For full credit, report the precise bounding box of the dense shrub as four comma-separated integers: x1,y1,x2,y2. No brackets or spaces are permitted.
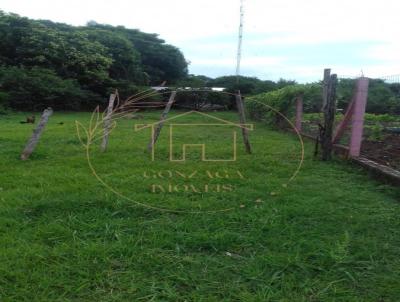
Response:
245,85,307,127
246,79,400,124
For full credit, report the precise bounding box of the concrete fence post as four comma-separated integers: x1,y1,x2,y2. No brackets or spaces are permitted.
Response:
349,77,369,157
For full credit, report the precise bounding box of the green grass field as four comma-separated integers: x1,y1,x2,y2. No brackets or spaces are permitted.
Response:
1,110,400,301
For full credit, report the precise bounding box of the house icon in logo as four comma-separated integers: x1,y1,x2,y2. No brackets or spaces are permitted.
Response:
134,111,254,162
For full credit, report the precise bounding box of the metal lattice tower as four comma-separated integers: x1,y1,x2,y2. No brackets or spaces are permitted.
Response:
236,0,244,82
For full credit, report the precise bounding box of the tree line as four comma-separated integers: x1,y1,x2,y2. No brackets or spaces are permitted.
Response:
175,75,400,114
0,12,299,113
0,12,398,114
0,11,188,111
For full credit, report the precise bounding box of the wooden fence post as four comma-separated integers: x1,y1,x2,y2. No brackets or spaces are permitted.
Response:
321,74,337,161
101,92,117,152
322,68,331,112
349,77,369,157
21,107,53,160
148,91,177,152
295,94,303,132
236,92,252,154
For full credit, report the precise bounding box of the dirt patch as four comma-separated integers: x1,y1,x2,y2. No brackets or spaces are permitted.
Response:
301,121,400,171
361,134,400,170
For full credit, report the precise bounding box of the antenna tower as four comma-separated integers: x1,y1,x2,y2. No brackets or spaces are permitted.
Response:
236,0,244,82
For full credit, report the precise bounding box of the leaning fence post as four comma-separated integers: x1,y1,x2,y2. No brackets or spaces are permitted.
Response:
21,107,53,160
148,91,177,152
236,92,252,154
101,91,117,152
349,77,369,157
295,94,303,132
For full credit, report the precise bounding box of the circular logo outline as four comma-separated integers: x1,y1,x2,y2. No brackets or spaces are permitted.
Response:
76,89,304,213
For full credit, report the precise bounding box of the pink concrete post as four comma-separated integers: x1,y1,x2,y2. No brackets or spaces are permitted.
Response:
349,77,369,157
295,95,303,132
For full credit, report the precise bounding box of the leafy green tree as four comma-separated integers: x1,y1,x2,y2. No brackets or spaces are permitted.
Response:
367,79,399,114
0,11,189,110
276,78,297,89
86,23,188,85
84,28,145,83
336,78,355,110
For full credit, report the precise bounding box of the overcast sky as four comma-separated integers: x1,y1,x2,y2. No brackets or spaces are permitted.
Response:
2,0,400,82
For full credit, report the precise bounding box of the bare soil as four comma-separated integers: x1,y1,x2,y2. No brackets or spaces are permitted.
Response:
361,134,400,170
301,120,400,171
